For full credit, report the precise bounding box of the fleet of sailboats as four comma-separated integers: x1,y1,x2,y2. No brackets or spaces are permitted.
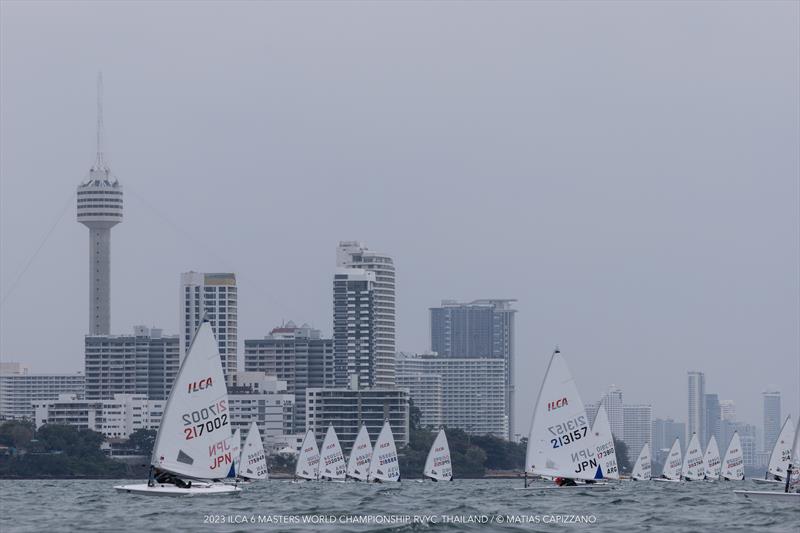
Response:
113,325,795,498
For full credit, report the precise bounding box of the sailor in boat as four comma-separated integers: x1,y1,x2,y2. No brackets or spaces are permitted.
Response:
149,467,192,489
554,477,577,487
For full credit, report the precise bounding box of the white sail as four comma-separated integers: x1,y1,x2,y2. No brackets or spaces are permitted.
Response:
424,429,453,481
590,404,619,479
661,438,682,480
703,435,721,480
766,416,794,480
682,433,704,481
295,429,320,481
346,425,372,481
318,425,346,481
240,420,268,480
151,321,234,479
226,429,241,478
368,420,400,482
721,432,744,480
631,443,651,480
525,349,601,481
787,420,800,491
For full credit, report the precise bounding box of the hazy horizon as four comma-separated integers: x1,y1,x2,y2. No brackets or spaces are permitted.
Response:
1,1,798,433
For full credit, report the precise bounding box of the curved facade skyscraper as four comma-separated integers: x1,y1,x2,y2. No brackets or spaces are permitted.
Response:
336,241,396,387
77,74,122,335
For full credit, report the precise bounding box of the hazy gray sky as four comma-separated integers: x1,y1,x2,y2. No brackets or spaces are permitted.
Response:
1,1,798,433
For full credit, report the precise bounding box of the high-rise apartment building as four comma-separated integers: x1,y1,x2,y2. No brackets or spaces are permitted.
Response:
762,388,781,452
76,74,122,336
652,418,686,452
396,352,507,437
180,272,238,376
333,268,377,389
0,363,85,420
84,326,180,400
244,322,334,433
687,371,705,445
704,393,721,446
601,385,624,438
429,299,516,439
623,404,652,464
336,241,396,387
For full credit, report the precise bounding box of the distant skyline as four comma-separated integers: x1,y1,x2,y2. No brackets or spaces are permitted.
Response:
1,1,798,428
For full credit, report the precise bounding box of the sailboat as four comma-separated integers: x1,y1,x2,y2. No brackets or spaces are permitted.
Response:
115,320,241,496
753,416,794,485
423,429,452,481
590,404,619,480
631,443,651,481
239,420,268,481
368,420,400,482
318,425,346,482
735,423,800,501
295,429,320,481
654,437,682,482
346,424,372,482
682,433,705,481
521,349,609,489
703,435,721,481
720,431,744,481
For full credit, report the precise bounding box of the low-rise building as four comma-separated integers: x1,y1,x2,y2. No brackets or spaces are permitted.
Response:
33,393,164,439
0,362,85,420
305,387,409,452
228,372,296,450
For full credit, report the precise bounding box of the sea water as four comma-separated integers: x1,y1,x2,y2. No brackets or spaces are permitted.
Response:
0,478,796,532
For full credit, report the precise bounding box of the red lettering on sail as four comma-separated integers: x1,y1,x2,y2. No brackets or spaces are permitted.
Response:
547,397,568,411
188,377,213,393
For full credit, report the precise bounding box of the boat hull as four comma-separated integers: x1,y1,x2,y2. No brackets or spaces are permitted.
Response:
752,478,784,485
114,483,242,497
734,490,800,502
652,478,681,483
514,482,612,491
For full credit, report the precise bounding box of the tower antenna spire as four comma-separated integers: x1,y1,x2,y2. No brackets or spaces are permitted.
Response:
96,71,105,170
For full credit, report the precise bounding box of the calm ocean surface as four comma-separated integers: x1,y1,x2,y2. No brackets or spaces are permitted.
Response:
0,478,796,532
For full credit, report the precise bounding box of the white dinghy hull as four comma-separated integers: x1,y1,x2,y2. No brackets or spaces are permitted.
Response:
752,478,784,485
734,490,800,502
114,483,241,497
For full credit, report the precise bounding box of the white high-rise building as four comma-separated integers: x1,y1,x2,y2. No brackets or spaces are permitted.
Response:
601,385,624,438
623,404,652,465
333,268,377,389
762,387,781,452
687,371,705,444
336,241,395,387
76,74,122,336
0,363,85,420
180,272,238,376
396,353,507,437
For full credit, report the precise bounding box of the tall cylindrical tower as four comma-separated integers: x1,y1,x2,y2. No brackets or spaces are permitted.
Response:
77,73,122,335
